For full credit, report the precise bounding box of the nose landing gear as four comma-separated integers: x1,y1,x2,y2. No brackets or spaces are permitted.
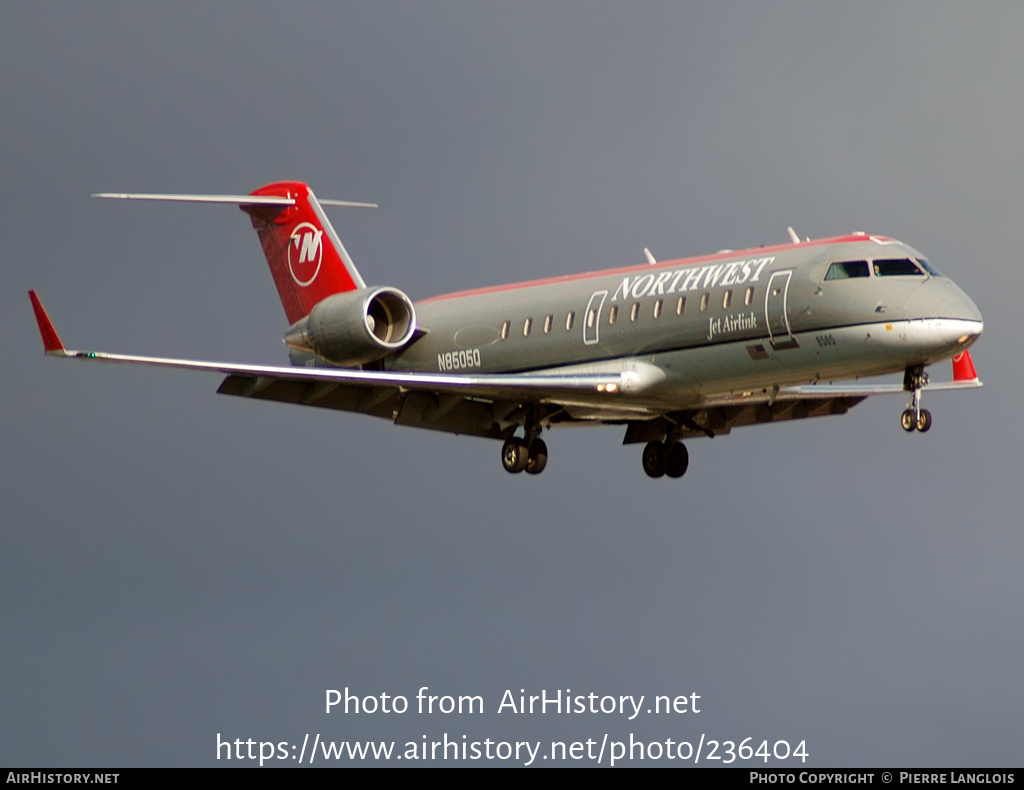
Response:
901,365,932,433
901,407,932,432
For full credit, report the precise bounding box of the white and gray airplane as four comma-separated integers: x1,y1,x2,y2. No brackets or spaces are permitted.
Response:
30,181,983,478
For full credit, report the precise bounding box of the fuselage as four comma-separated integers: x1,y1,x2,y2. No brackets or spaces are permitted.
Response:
37,183,986,478
392,234,982,410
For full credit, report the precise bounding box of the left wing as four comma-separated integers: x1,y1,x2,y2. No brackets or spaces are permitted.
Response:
695,375,982,412
619,350,982,443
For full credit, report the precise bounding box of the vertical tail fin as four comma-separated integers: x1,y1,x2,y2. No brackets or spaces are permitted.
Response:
243,181,369,324
92,183,376,325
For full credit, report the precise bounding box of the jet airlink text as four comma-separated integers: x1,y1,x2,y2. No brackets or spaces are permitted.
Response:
497,689,700,720
708,311,758,340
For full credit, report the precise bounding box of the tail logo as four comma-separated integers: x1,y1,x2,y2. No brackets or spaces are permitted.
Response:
287,222,324,287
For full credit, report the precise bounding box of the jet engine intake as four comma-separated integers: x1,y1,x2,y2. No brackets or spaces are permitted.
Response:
288,287,417,366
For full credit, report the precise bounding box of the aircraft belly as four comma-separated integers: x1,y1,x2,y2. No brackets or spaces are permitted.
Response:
653,320,953,403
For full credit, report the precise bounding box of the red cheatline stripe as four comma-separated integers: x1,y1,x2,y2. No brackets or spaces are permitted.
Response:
419,234,887,303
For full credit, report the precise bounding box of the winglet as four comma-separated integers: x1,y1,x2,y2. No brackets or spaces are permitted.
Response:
28,291,67,354
952,349,978,382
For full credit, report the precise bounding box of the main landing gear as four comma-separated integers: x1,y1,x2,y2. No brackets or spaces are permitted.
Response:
642,440,689,479
501,435,548,474
901,365,932,433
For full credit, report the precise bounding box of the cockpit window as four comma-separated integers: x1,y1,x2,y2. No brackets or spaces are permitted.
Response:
916,258,943,276
873,258,924,277
824,260,870,280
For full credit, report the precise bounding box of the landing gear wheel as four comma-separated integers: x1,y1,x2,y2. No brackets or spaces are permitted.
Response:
501,438,529,473
525,438,548,475
666,442,689,478
916,409,932,432
642,441,668,478
901,409,916,432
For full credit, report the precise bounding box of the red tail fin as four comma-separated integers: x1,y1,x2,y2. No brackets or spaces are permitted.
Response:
243,182,366,324
952,349,978,382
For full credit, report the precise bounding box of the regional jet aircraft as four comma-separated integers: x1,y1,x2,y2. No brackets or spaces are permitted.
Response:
29,181,983,478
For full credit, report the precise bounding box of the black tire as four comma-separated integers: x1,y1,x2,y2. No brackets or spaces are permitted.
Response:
666,442,689,478
916,409,932,432
525,438,548,475
642,441,668,478
901,409,916,432
501,438,529,473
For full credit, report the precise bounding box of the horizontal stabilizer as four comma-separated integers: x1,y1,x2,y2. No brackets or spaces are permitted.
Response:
92,192,377,208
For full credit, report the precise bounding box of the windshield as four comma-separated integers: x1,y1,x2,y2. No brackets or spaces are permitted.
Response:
873,258,924,277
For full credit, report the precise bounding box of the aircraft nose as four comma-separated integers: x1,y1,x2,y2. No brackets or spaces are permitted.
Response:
951,290,983,326
903,278,982,354
905,278,983,324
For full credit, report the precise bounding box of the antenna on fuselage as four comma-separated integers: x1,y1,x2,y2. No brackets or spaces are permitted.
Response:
644,247,657,265
787,227,801,244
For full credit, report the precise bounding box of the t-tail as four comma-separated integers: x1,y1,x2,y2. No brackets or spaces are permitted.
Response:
243,181,368,324
93,183,417,367
95,181,375,324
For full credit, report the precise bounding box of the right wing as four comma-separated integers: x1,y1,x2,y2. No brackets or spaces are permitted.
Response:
29,292,661,439
31,292,981,442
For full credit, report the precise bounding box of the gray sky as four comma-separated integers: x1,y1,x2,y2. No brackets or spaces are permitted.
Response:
2,2,1021,767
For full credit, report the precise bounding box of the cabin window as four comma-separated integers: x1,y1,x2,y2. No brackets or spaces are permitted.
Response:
566,311,575,330
723,289,733,309
630,302,640,322
824,260,869,280
700,292,710,311
501,320,510,340
744,286,754,306
873,258,924,277
544,314,553,333
676,296,686,315
586,309,596,328
523,317,532,336
653,299,663,318
608,305,618,324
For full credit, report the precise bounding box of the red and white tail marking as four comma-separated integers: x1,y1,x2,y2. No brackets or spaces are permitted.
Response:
952,349,978,382
92,183,373,325
243,182,367,324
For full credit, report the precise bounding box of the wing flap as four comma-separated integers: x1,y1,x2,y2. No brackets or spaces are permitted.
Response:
622,395,867,444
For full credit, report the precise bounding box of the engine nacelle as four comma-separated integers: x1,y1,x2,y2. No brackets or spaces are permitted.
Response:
286,287,417,366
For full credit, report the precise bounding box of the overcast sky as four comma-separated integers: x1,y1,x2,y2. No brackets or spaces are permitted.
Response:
2,2,1021,767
